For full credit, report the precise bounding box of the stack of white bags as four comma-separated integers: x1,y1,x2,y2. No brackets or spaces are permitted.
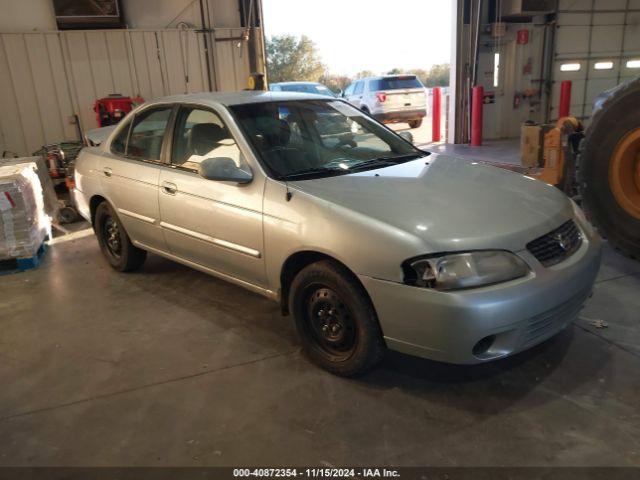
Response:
0,161,51,260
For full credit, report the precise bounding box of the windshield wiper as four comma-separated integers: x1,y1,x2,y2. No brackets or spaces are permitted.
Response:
348,152,426,171
278,152,428,180
279,166,347,180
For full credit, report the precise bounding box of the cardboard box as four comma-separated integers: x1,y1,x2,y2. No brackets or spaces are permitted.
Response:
0,162,50,259
521,124,542,168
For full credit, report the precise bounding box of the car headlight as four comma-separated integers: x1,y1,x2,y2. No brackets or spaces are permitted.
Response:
403,251,530,291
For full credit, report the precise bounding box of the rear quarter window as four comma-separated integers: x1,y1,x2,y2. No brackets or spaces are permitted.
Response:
110,121,131,155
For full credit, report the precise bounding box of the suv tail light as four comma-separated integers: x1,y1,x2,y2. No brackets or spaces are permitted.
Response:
376,92,387,103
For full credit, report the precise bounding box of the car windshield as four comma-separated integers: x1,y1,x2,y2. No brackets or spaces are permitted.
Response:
229,100,425,180
313,85,336,97
279,84,335,97
371,76,423,90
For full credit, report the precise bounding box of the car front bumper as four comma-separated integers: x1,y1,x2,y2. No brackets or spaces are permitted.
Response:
373,108,426,123
359,226,602,364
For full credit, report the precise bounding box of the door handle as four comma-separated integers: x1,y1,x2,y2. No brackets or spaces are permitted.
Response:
103,167,112,177
162,181,177,195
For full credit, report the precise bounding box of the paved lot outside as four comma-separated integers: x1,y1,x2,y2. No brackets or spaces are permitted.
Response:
389,117,435,145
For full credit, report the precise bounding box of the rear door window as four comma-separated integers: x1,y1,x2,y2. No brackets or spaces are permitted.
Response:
344,83,354,96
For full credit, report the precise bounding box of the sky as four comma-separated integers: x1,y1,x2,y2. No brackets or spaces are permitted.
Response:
262,0,453,76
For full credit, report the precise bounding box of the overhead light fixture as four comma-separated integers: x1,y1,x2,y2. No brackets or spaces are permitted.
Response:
626,59,640,69
594,61,613,70
560,63,581,72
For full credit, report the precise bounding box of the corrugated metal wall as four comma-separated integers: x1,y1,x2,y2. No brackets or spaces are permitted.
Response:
477,23,548,140
0,27,261,156
551,0,640,121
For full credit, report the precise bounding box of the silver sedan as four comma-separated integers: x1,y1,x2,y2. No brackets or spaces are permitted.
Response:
73,92,602,376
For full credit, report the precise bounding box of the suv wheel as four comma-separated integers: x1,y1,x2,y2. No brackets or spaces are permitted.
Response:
409,119,422,129
289,260,385,376
95,202,147,272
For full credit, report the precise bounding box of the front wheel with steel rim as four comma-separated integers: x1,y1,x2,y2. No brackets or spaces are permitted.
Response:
289,260,385,376
95,202,147,272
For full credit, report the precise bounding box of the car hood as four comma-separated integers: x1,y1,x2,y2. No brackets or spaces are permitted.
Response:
290,154,573,253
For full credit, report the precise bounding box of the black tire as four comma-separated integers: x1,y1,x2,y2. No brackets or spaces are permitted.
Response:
578,77,640,259
289,260,385,376
58,206,79,224
408,119,422,129
94,201,147,272
361,106,370,115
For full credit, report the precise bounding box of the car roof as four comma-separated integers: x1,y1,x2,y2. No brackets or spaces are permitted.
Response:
356,74,418,81
270,81,322,86
144,90,331,108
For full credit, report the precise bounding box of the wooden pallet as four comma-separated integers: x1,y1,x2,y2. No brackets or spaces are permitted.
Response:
0,242,48,275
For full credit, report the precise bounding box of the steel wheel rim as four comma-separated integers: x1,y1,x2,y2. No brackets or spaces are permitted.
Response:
609,127,640,220
304,286,357,358
103,215,122,258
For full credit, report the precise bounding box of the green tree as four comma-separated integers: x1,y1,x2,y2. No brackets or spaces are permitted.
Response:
382,65,450,87
319,74,352,93
421,64,450,87
266,34,326,83
354,70,374,79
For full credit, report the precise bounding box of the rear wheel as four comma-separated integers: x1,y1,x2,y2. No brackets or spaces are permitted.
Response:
289,260,385,376
95,202,147,271
578,77,640,259
408,119,422,129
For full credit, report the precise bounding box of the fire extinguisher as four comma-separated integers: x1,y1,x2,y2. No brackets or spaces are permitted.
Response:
517,29,529,45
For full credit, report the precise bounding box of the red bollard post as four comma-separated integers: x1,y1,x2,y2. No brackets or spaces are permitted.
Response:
471,85,484,146
559,80,572,118
431,87,441,142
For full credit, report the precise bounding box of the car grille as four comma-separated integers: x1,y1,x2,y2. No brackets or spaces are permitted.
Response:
526,220,582,267
522,287,591,349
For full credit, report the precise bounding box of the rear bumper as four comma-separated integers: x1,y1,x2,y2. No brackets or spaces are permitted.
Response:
72,188,91,223
373,108,426,123
359,224,602,364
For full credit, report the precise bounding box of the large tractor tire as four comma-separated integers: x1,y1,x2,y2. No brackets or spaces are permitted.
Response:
578,77,640,259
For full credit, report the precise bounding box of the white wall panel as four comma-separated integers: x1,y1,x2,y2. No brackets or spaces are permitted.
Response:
214,29,252,92
105,31,135,96
0,28,256,156
1,34,47,155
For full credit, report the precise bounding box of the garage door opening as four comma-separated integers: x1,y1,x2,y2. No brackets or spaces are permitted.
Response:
261,0,454,146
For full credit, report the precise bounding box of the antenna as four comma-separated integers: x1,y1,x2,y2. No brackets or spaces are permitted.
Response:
285,180,292,201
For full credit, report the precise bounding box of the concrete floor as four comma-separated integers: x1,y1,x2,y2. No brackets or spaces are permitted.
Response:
1,230,640,466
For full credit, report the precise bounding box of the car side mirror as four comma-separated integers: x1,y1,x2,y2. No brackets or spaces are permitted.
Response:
398,131,414,144
198,157,253,184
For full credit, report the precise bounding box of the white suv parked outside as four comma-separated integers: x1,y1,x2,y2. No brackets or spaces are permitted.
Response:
343,74,427,129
